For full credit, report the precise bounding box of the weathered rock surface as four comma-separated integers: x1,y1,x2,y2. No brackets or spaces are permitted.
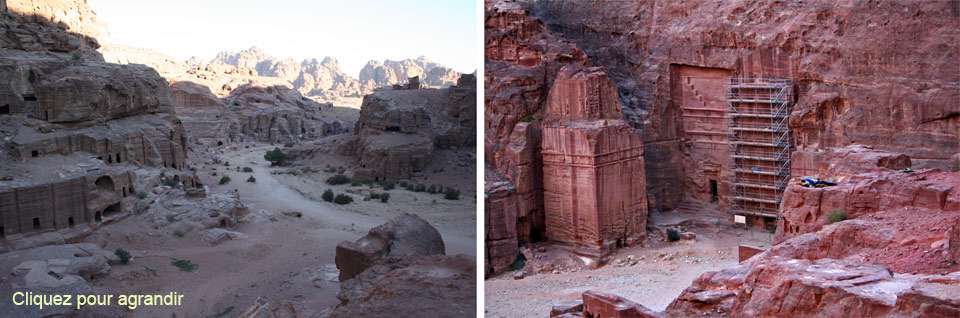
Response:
346,73,476,180
330,254,476,318
143,190,248,237
484,168,520,276
334,213,445,281
236,297,306,318
358,56,461,93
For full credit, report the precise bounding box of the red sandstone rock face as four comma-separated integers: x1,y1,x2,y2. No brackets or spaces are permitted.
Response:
485,169,519,276
791,145,912,180
777,168,960,244
334,213,445,281
520,0,960,211
540,65,648,258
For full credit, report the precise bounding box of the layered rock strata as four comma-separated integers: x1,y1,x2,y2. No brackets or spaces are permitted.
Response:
541,66,647,258
347,74,476,180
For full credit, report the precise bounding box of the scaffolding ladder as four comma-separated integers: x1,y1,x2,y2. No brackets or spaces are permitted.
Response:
724,78,793,219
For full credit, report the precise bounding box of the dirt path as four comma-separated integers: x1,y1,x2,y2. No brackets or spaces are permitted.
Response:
484,211,773,318
87,144,475,318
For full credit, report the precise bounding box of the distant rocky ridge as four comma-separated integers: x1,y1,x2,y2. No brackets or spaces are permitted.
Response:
209,46,462,100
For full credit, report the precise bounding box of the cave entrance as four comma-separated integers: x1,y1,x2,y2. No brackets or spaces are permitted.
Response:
95,176,115,192
0,105,9,114
103,203,121,217
219,219,227,228
31,150,38,158
0,226,4,237
385,126,401,132
32,217,40,230
95,212,102,223
44,110,49,120
710,179,718,202
68,217,74,228
115,153,121,163
217,141,223,146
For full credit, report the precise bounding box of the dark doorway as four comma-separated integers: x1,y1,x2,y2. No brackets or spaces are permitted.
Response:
31,150,38,157
710,179,719,202
68,217,75,227
95,212,102,222
103,203,121,217
116,153,121,163
385,126,401,132
0,104,9,114
32,217,40,230
0,226,4,237
44,111,49,120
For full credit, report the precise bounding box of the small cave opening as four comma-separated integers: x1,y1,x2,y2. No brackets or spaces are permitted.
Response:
32,217,40,230
122,187,127,197
95,212,102,223
31,150,38,158
0,226,4,237
219,219,227,228
710,179,718,202
68,217,74,227
44,110,49,120
217,141,223,146
385,126,401,132
0,104,9,114
22,94,36,101
95,176,115,192
107,155,113,163
103,203,121,217
116,153,121,163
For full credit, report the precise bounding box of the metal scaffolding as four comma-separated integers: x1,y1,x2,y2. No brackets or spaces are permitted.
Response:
724,78,793,218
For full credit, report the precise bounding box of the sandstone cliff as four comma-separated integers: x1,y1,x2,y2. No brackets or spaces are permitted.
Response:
346,74,476,180
0,0,190,242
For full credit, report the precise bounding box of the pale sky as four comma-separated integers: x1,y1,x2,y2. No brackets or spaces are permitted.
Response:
88,0,477,77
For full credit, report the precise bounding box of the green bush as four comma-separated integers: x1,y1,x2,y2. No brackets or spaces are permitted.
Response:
382,182,395,191
322,189,334,202
326,174,351,185
71,51,82,60
828,209,847,224
115,248,131,265
138,192,147,199
246,176,256,183
219,176,231,185
508,253,526,271
443,188,461,200
333,194,354,205
351,180,362,186
224,161,230,166
166,215,176,223
427,185,437,194
242,167,253,173
173,230,184,237
212,172,218,176
414,184,426,192
264,148,286,165
164,178,177,187
370,192,381,199
521,114,535,122
666,228,680,242
380,193,390,203
171,259,197,272
399,181,408,187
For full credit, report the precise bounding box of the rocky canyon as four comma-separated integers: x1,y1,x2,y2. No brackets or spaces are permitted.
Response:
484,0,958,317
0,0,477,317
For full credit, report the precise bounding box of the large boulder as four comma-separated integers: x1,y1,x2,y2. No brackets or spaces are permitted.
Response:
334,213,445,281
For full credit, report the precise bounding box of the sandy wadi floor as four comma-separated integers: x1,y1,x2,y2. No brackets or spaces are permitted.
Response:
484,208,774,318
81,142,475,317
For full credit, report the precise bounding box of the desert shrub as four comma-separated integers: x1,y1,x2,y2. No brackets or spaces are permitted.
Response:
164,178,177,187
224,161,230,166
666,228,680,242
171,259,197,272
399,180,408,187
242,167,253,173
443,188,461,200
508,253,526,271
333,194,354,205
323,165,335,173
427,185,437,194
370,192,381,199
173,230,184,237
326,174,351,185
264,148,286,165
138,192,147,199
380,193,390,203
414,184,426,192
166,215,176,223
247,176,256,183
337,167,346,174
322,189,334,202
351,180,362,186
382,182,395,191
219,176,231,185
115,248,131,265
828,209,847,224
212,172,218,176
71,51,82,60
